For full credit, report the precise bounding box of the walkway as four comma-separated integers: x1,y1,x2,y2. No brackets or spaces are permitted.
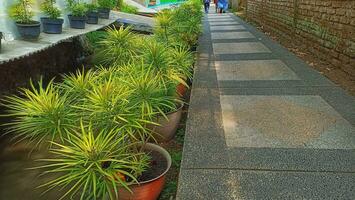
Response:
177,8,355,199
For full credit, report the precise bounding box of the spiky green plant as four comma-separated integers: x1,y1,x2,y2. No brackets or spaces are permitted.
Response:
9,0,35,23
95,27,139,66
154,9,173,45
59,68,98,104
120,62,178,118
140,38,188,87
1,79,74,146
66,0,88,17
41,0,61,19
35,122,150,200
169,45,194,86
98,0,117,9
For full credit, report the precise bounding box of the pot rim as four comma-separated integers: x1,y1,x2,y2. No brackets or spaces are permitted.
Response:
98,7,111,11
41,17,64,21
68,14,87,19
163,103,184,116
16,21,40,26
131,143,172,185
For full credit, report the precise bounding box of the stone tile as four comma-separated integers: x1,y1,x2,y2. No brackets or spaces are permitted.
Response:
220,95,355,149
215,60,299,80
210,25,246,31
209,21,240,26
211,31,255,40
213,42,271,54
177,169,355,200
208,18,236,22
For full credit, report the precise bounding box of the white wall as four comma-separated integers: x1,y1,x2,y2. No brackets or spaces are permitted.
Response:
0,0,91,40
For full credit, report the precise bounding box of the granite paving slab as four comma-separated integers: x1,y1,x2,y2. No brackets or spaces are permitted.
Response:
215,60,299,80
210,25,246,31
207,19,236,22
177,169,355,200
221,95,355,149
213,42,271,54
209,21,240,26
211,31,255,40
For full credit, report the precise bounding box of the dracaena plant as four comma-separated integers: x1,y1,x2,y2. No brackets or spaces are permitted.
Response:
119,62,179,119
86,0,99,12
98,0,117,9
59,68,98,104
9,0,35,24
35,121,150,200
139,38,188,87
169,44,194,86
41,0,61,19
66,0,88,17
1,79,75,147
94,27,139,66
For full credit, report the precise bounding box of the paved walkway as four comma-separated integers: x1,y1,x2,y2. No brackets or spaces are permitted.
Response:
177,8,355,200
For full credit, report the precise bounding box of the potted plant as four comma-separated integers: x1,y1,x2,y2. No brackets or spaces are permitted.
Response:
8,0,41,40
97,0,116,19
40,0,64,34
67,0,88,29
170,44,194,97
137,39,188,142
3,70,173,199
117,63,181,142
86,1,99,24
94,27,139,66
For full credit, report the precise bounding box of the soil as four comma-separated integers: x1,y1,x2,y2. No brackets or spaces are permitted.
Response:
139,150,168,182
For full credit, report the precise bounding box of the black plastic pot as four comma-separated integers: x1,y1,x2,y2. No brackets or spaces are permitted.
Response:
16,21,41,40
68,15,86,29
86,11,99,24
98,8,110,19
41,17,64,34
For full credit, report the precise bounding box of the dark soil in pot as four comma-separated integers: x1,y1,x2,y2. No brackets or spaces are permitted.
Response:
138,150,167,182
118,143,171,200
68,15,86,29
41,18,64,34
16,21,41,40
98,8,110,19
86,11,99,24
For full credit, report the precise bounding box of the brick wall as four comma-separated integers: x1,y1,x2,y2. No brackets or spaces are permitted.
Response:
246,0,355,75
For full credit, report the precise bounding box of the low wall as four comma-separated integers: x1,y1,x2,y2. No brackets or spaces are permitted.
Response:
246,0,355,76
0,0,92,40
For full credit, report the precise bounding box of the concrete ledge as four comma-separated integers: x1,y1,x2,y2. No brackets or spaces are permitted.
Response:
0,12,155,64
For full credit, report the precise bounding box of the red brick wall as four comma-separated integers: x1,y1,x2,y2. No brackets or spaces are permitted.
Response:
246,0,355,75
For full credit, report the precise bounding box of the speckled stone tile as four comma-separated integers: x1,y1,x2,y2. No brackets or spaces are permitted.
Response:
210,25,246,31
220,95,355,149
215,60,299,80
211,31,255,40
213,42,271,54
209,21,240,26
177,169,355,200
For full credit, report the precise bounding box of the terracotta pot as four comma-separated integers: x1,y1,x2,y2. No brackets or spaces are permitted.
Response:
176,83,188,97
148,104,183,143
118,143,172,200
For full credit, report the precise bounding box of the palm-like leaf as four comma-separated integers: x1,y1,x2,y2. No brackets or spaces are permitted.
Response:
1,79,75,146
95,26,139,66
35,122,150,200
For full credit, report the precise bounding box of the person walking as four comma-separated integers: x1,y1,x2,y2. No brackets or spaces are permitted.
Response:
217,0,228,13
203,0,210,13
213,0,218,13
